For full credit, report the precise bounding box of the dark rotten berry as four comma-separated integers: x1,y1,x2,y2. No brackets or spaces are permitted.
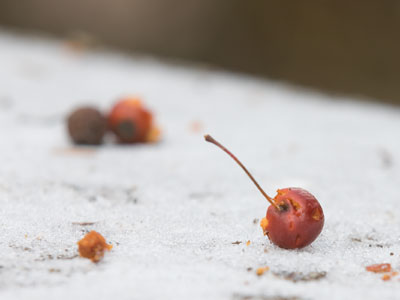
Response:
67,107,106,145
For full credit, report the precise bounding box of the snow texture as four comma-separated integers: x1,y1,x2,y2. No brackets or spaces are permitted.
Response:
0,30,399,300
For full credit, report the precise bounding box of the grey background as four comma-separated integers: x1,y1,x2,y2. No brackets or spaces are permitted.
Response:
1,0,400,104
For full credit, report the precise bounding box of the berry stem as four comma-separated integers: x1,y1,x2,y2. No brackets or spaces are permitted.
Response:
204,134,278,209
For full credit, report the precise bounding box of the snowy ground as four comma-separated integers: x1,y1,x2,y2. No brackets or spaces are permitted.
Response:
0,29,399,300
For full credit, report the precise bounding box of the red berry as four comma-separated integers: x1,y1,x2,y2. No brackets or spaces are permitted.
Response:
261,188,324,249
204,134,324,249
108,98,154,143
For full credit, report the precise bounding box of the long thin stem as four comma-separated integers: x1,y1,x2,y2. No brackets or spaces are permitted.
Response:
204,134,278,209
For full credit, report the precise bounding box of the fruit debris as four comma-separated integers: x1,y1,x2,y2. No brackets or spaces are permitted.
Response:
256,267,270,276
366,263,391,273
77,231,112,262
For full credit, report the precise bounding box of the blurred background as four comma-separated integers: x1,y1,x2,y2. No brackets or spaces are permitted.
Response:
0,0,400,105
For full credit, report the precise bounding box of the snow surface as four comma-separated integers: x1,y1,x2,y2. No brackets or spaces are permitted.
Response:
0,30,399,300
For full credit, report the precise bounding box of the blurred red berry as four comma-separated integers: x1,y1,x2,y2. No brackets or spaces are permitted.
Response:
108,98,158,143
